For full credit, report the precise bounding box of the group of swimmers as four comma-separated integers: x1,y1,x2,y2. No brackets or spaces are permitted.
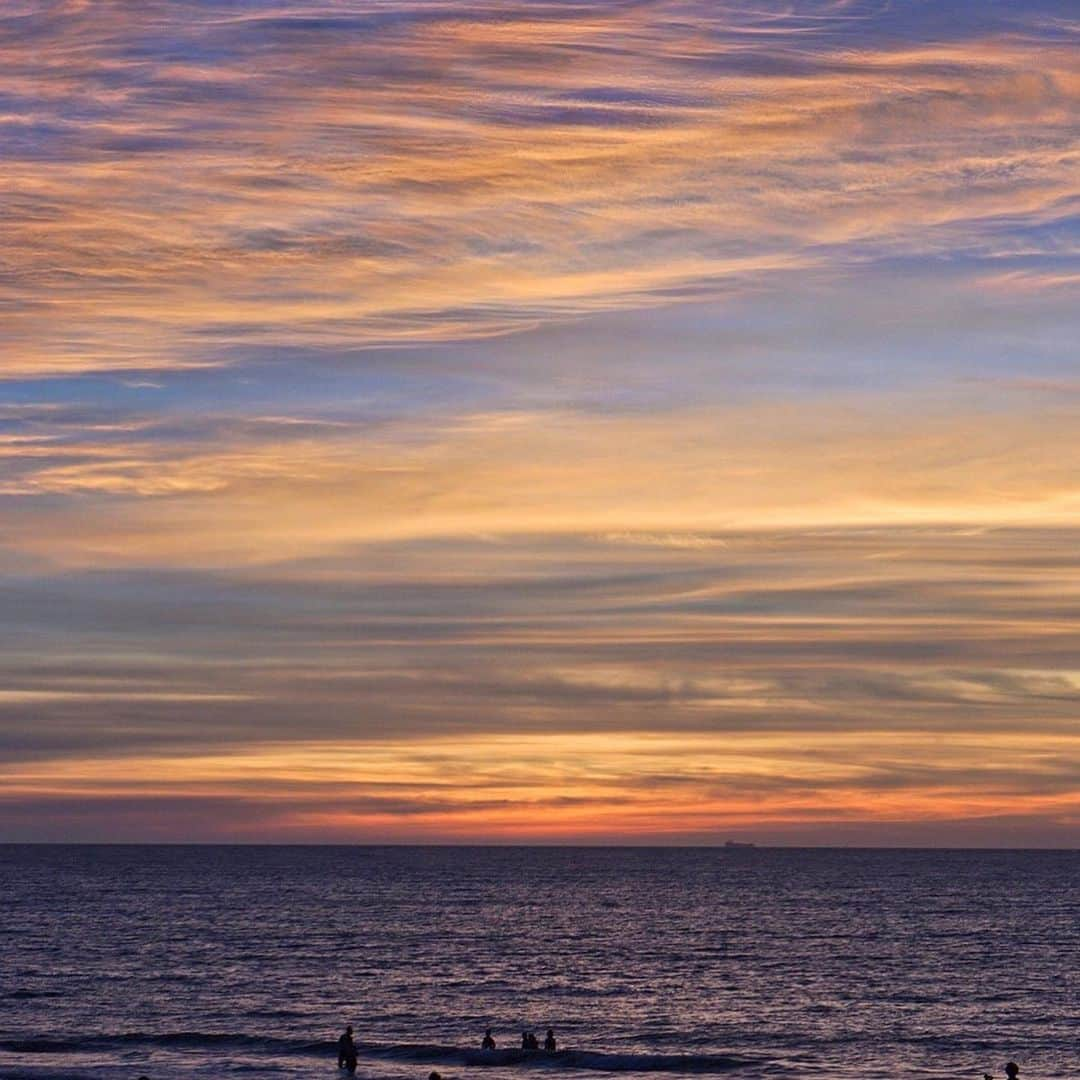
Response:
481,1027,557,1052
337,1025,1020,1079
336,1024,559,1077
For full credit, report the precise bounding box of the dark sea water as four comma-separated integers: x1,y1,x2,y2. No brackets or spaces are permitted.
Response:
1,847,1076,1080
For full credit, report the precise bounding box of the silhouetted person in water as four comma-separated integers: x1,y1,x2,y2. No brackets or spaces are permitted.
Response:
1006,1065,1019,1080
528,1032,540,1050
544,1029,557,1053
337,1025,357,1074
482,1030,496,1050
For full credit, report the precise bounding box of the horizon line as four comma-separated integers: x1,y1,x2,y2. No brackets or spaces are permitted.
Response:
2,841,1076,852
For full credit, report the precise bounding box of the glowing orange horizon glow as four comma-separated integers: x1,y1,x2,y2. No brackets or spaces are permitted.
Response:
3,732,1078,842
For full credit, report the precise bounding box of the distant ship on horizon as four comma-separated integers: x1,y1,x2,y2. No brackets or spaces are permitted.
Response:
724,840,757,848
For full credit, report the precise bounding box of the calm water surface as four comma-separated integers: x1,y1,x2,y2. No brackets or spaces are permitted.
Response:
1,847,1076,1080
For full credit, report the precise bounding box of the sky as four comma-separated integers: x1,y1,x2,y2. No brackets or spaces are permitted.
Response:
1,0,1078,845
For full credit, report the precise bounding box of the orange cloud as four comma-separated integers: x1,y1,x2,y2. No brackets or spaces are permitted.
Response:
1,2,1076,843
3,397,1079,567
3,731,1077,842
0,5,1075,375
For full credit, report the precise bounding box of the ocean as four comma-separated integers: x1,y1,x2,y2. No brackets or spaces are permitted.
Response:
1,847,1076,1080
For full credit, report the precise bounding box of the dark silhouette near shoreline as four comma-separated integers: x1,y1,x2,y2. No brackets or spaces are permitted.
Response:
481,1029,496,1050
337,1025,357,1074
544,1029,557,1052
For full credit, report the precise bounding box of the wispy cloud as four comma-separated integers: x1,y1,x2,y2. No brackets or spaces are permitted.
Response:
3,398,1079,564
1,1,1076,374
2,731,1077,843
1,1,1077,841
2,524,1078,840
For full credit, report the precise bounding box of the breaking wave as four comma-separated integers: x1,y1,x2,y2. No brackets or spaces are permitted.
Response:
0,1034,758,1073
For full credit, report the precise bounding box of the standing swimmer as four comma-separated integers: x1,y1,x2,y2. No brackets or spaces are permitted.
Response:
544,1029,557,1053
482,1030,496,1050
337,1025,358,1075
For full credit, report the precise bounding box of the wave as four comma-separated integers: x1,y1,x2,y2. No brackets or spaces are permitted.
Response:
470,1049,752,1073
0,1073,104,1080
0,1035,758,1073
0,1034,277,1055
357,1043,754,1072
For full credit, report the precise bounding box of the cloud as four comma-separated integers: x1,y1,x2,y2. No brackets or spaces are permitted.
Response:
1,520,1078,840
1,1,1077,842
0,1,1076,375
2,730,1077,842
2,395,1079,567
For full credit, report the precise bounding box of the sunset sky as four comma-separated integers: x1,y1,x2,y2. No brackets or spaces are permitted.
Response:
1,0,1078,844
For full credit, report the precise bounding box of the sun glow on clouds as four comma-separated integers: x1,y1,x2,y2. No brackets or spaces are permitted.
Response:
4,731,1078,843
3,525,1079,843
1,0,1076,374
1,0,1078,843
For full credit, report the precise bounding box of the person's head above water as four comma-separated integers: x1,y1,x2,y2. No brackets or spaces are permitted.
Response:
1005,1064,1019,1079
345,1026,353,1036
